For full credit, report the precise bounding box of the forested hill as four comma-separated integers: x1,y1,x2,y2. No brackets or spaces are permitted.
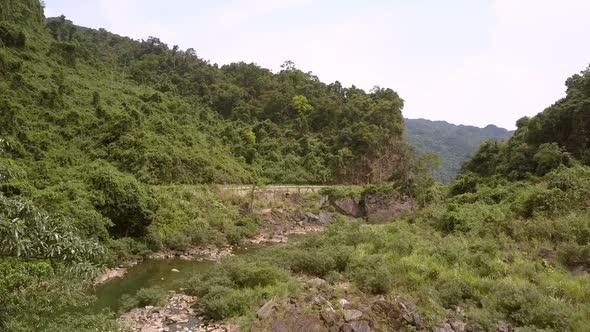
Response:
0,2,411,188
404,118,513,183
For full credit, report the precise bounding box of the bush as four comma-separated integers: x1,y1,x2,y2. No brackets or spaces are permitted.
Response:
0,23,26,48
284,249,338,277
533,143,572,176
104,237,151,265
346,254,395,294
512,187,567,218
86,161,157,237
186,260,294,320
119,287,167,312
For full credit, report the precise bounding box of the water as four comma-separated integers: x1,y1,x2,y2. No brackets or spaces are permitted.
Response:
91,246,262,312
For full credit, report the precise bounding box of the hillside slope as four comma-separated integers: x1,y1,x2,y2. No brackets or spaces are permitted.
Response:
404,118,513,183
0,2,418,330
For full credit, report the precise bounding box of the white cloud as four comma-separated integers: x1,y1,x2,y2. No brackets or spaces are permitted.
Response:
403,0,590,129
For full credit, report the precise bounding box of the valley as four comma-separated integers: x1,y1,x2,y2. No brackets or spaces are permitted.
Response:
1,1,590,332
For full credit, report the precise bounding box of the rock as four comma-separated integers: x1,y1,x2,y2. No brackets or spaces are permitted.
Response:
268,314,325,332
256,300,275,319
338,299,351,308
433,319,466,332
307,277,327,289
332,197,364,218
311,295,327,307
343,309,363,322
94,267,127,285
372,299,424,329
321,309,338,326
496,321,513,332
318,212,334,224
299,212,321,224
411,313,425,329
363,192,417,223
450,319,466,332
171,268,180,272
340,320,371,332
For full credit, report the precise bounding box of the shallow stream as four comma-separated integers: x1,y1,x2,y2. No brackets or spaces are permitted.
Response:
91,246,261,313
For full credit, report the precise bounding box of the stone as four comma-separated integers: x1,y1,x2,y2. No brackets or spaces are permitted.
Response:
363,192,417,223
311,295,327,307
338,299,351,308
94,267,127,285
307,277,327,288
343,309,363,322
411,313,424,329
496,321,513,332
432,319,467,332
332,197,363,218
450,319,466,332
256,300,275,319
340,320,371,332
269,314,325,332
321,309,338,326
318,212,334,224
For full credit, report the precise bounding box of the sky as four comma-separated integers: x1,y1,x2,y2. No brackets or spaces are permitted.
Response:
44,0,590,129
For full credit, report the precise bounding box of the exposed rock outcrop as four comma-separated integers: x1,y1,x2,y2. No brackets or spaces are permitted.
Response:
363,192,416,223
331,197,364,218
328,191,416,222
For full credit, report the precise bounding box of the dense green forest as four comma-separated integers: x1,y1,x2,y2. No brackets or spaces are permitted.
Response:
1,1,590,331
405,119,513,183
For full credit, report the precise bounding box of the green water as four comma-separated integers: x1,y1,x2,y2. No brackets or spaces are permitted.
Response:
91,246,262,312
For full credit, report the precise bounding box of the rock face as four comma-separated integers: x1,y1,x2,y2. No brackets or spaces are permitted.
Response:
363,192,416,223
328,192,416,222
331,197,364,218
297,212,334,225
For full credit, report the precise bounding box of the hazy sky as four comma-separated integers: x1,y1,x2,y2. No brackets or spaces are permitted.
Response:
44,0,590,129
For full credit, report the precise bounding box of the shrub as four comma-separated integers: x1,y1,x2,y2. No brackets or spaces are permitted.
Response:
186,260,294,320
512,187,567,218
0,23,26,48
533,143,572,176
86,161,157,237
119,287,167,312
284,249,338,277
346,254,395,294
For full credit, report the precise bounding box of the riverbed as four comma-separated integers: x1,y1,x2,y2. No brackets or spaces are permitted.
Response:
91,245,264,312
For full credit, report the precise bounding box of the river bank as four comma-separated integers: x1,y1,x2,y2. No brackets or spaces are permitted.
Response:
94,205,337,286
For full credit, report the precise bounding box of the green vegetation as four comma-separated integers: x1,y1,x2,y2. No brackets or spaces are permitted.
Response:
405,118,513,183
183,67,590,330
1,0,590,331
119,287,168,312
188,165,590,331
0,1,416,330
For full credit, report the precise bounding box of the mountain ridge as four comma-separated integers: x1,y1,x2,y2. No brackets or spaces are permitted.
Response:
404,117,513,183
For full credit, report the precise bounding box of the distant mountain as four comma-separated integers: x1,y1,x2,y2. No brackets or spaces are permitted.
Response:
404,118,513,183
